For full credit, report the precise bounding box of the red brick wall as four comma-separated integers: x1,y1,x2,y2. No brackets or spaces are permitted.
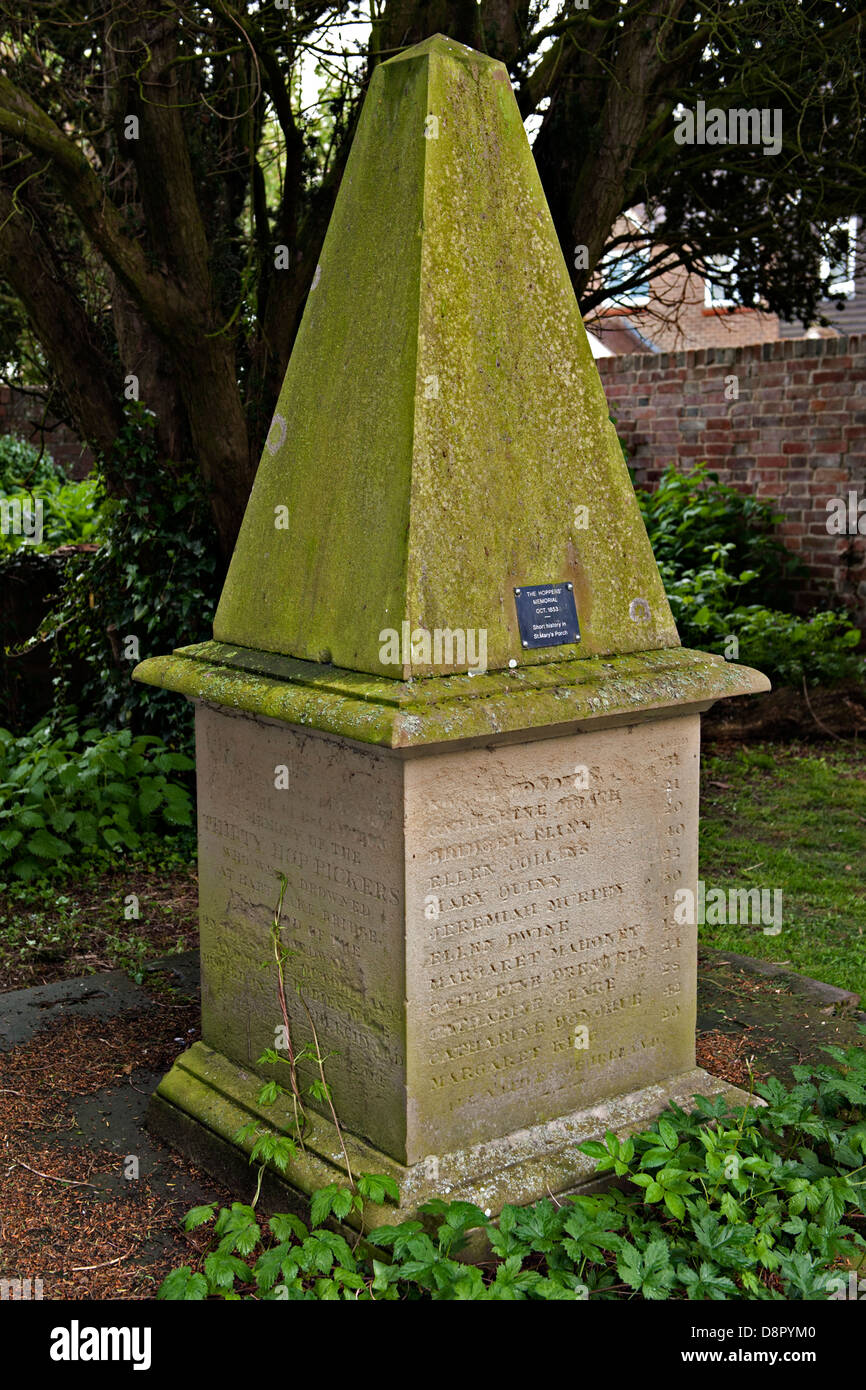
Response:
0,388,94,477
598,334,866,617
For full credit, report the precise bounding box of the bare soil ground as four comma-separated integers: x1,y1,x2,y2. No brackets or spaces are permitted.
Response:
0,967,231,1299
0,866,198,991
703,679,866,743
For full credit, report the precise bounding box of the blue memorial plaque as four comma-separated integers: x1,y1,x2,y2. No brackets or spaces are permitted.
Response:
513,583,580,649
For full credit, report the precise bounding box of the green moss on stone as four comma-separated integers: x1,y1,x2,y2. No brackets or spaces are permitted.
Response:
213,34,677,678
134,640,770,748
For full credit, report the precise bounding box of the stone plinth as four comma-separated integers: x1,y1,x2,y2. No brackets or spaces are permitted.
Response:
191,701,699,1164
138,644,767,1222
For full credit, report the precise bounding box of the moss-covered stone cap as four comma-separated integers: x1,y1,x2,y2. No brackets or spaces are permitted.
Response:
134,640,770,749
212,30,678,678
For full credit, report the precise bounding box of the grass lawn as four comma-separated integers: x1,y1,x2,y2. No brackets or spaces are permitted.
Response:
700,741,866,1002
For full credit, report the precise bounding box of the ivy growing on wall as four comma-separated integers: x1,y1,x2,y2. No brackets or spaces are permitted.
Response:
47,404,220,755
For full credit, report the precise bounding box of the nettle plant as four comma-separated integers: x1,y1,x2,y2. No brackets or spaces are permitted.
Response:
159,879,866,1301
0,434,110,554
0,717,194,880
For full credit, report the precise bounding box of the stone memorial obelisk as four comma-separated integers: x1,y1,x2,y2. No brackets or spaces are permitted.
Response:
135,34,768,1223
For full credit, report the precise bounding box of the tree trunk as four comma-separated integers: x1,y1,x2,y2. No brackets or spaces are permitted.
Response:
175,335,254,563
0,181,125,467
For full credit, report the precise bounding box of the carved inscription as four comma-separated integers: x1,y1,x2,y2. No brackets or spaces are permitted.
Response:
194,706,407,1155
404,717,700,1153
195,704,701,1164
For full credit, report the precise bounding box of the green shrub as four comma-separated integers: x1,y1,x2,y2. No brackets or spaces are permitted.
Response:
638,463,804,609
0,435,102,555
158,1041,866,1301
722,606,863,688
0,433,64,489
0,475,109,555
0,716,194,881
635,465,864,687
47,404,219,754
658,546,864,687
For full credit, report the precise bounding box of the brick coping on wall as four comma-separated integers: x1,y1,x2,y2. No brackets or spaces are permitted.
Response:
597,331,863,377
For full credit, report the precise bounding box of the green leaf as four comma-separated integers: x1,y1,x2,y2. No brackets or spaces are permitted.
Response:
331,1186,354,1221
203,1250,253,1291
300,1235,336,1274
578,1140,609,1159
215,1203,261,1257
28,827,72,859
270,1212,307,1243
664,1192,686,1220
358,1172,400,1205
138,782,163,816
317,1230,355,1268
658,1117,679,1151
183,1204,217,1231
254,1243,292,1291
617,1242,643,1290
157,1267,208,1301
310,1183,341,1228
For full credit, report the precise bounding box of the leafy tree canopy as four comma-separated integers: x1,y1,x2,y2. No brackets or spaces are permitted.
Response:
0,1,862,554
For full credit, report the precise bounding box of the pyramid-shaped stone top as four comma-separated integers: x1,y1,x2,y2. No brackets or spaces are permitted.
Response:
214,34,678,678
